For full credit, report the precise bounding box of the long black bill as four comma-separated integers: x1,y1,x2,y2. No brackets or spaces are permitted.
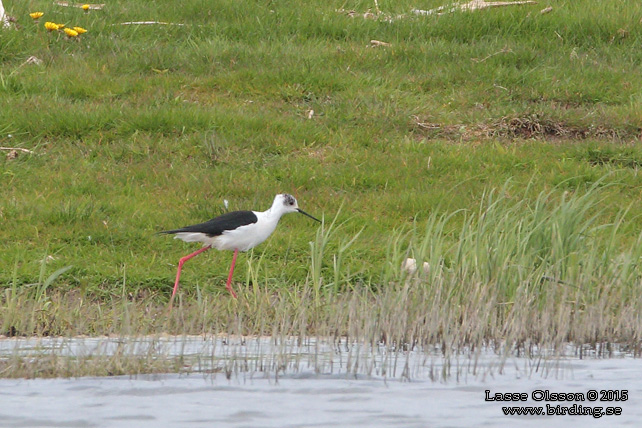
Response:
297,208,321,222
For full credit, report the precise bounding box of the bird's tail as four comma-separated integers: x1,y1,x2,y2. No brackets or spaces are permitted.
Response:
157,229,183,235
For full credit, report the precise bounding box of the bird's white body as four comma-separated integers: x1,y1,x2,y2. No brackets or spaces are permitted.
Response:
172,194,308,252
213,210,279,251
174,209,281,251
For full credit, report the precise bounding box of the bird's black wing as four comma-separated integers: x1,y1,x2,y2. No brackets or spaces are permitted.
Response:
160,210,258,237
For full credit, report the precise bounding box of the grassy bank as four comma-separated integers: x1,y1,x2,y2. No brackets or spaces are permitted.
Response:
3,184,642,378
4,185,642,348
2,0,642,349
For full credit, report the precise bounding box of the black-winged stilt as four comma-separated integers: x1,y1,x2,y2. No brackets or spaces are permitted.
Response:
161,193,320,304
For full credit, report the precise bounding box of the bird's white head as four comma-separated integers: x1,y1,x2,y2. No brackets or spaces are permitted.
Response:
271,193,321,222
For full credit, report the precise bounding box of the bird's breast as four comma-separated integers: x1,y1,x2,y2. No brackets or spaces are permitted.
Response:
213,216,279,251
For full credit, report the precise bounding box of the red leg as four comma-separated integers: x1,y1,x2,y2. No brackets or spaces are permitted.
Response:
225,249,239,298
171,245,211,299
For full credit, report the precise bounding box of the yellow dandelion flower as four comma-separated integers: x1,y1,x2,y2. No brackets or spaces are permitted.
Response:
29,12,44,20
73,26,87,34
57,23,66,29
44,21,59,31
82,4,90,11
64,28,79,37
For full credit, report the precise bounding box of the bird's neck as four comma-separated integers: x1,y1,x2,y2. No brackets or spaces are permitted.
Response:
261,206,285,223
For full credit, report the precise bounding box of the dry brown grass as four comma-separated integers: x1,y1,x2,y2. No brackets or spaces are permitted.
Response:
411,114,642,142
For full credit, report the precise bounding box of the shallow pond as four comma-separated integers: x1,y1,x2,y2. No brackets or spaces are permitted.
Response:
0,336,639,427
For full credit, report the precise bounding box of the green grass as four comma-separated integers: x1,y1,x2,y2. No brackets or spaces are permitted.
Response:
2,0,642,347
3,185,642,380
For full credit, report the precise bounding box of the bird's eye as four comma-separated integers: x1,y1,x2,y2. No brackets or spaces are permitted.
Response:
289,201,294,205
